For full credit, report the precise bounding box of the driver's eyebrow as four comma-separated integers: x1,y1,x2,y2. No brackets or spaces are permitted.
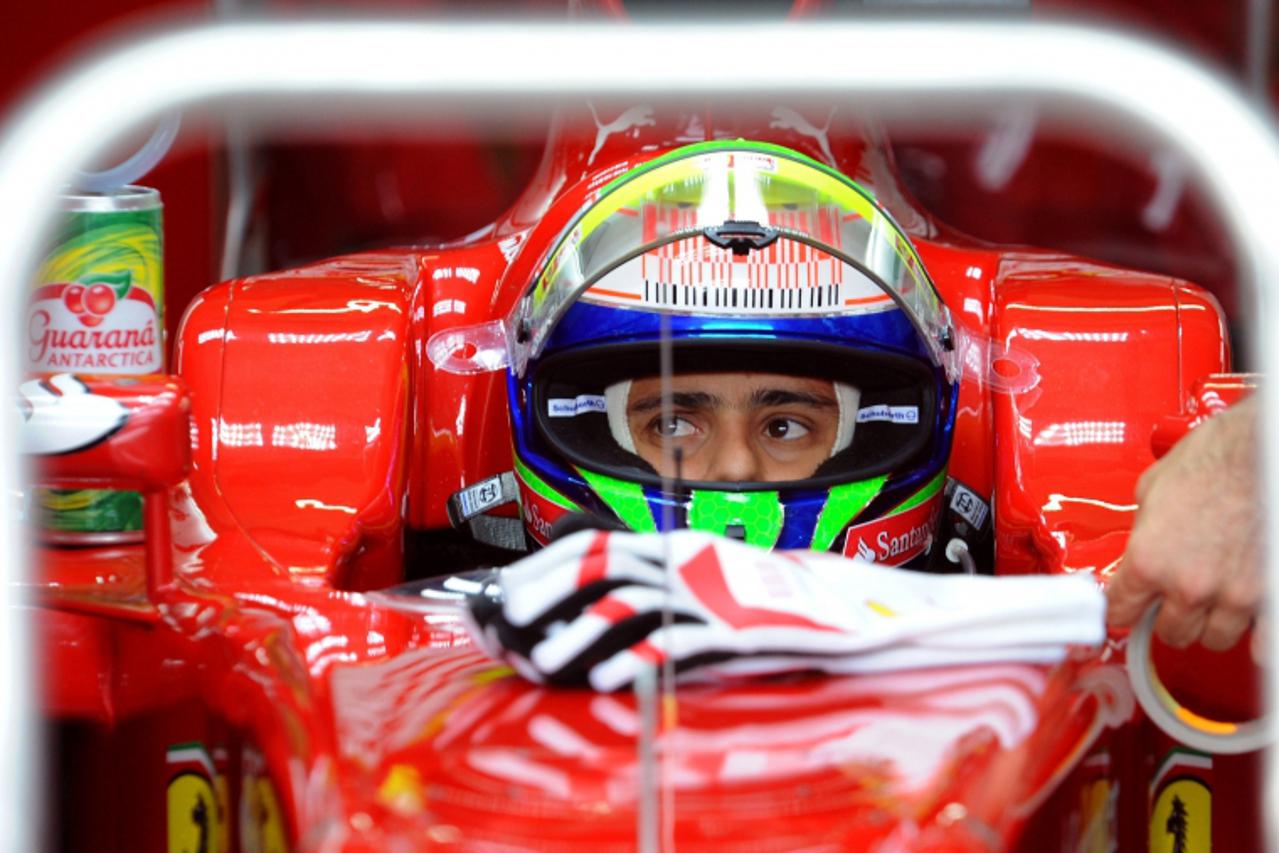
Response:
629,391,720,413
750,388,837,409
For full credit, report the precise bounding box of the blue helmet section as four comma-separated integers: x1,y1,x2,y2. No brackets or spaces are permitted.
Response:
512,295,958,554
538,301,931,372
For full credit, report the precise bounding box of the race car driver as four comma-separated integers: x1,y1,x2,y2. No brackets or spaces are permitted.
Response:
455,142,1106,690
499,140,960,558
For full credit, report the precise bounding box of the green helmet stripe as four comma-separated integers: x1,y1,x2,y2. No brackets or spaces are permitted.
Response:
579,469,658,532
688,490,783,549
513,455,582,511
890,470,946,515
810,472,947,552
596,139,878,213
810,476,888,552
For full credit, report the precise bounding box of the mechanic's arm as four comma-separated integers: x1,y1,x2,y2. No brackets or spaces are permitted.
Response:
1106,394,1265,653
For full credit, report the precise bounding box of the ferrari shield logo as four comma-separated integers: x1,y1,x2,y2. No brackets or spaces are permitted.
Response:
167,772,220,853
1150,777,1211,853
1077,777,1115,853
166,743,227,853
241,748,289,853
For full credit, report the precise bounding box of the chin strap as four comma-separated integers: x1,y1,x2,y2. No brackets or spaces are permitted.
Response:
447,472,528,551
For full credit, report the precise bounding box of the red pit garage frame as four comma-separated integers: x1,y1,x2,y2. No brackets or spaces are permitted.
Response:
1,17,1277,851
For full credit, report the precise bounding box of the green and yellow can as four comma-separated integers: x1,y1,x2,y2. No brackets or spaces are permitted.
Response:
27,186,164,543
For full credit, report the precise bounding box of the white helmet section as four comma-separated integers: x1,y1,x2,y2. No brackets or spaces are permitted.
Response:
580,235,897,317
510,144,957,380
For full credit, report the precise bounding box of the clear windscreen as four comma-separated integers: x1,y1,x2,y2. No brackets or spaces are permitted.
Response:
510,143,956,379
16,10,1267,853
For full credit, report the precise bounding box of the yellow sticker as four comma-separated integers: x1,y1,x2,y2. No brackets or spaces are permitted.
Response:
1150,777,1211,853
377,764,427,816
167,771,223,853
866,599,898,619
1078,779,1114,853
166,742,229,853
242,774,289,853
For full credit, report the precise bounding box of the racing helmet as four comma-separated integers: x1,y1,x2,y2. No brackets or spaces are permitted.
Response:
506,141,958,564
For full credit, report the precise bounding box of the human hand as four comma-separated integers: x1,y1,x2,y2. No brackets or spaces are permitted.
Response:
1106,395,1264,653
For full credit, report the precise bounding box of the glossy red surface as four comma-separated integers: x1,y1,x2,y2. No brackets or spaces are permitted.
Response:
990,261,1230,579
29,87,1260,853
1152,372,1257,457
325,645,1127,848
175,254,416,590
32,375,190,494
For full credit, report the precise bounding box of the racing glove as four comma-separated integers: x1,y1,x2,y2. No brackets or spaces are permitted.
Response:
467,529,1106,692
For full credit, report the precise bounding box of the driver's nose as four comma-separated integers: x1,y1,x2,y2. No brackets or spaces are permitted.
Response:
703,423,762,482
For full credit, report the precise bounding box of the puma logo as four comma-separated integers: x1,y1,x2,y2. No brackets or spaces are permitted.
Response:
587,103,657,165
770,106,838,166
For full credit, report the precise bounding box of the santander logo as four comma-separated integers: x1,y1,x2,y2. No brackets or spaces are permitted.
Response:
518,481,569,545
843,493,943,567
27,273,160,374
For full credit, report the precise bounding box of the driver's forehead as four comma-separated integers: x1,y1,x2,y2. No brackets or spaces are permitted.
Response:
627,373,837,407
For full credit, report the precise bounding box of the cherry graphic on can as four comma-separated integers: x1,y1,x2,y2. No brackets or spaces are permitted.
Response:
62,271,129,327
62,284,86,314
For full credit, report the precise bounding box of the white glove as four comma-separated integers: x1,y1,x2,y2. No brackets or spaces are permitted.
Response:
18,373,129,455
467,529,1105,691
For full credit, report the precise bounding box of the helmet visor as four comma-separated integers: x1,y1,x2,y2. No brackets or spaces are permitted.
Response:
532,341,937,491
511,141,954,377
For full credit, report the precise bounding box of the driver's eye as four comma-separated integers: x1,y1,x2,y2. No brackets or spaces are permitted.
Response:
765,418,810,440
654,415,697,438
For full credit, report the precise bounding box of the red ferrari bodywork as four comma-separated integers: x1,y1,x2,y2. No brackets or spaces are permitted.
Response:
30,101,1263,851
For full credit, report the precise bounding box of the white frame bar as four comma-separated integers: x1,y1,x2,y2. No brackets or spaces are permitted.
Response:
2,18,1276,851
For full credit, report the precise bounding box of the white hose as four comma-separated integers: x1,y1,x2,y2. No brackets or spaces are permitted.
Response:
944,537,977,574
71,113,179,192
1127,603,1270,755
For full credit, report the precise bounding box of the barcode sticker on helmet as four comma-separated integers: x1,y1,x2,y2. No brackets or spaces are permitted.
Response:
580,235,897,317
547,395,608,417
857,405,919,424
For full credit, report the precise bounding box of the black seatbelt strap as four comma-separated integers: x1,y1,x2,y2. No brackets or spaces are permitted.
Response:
447,472,527,551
